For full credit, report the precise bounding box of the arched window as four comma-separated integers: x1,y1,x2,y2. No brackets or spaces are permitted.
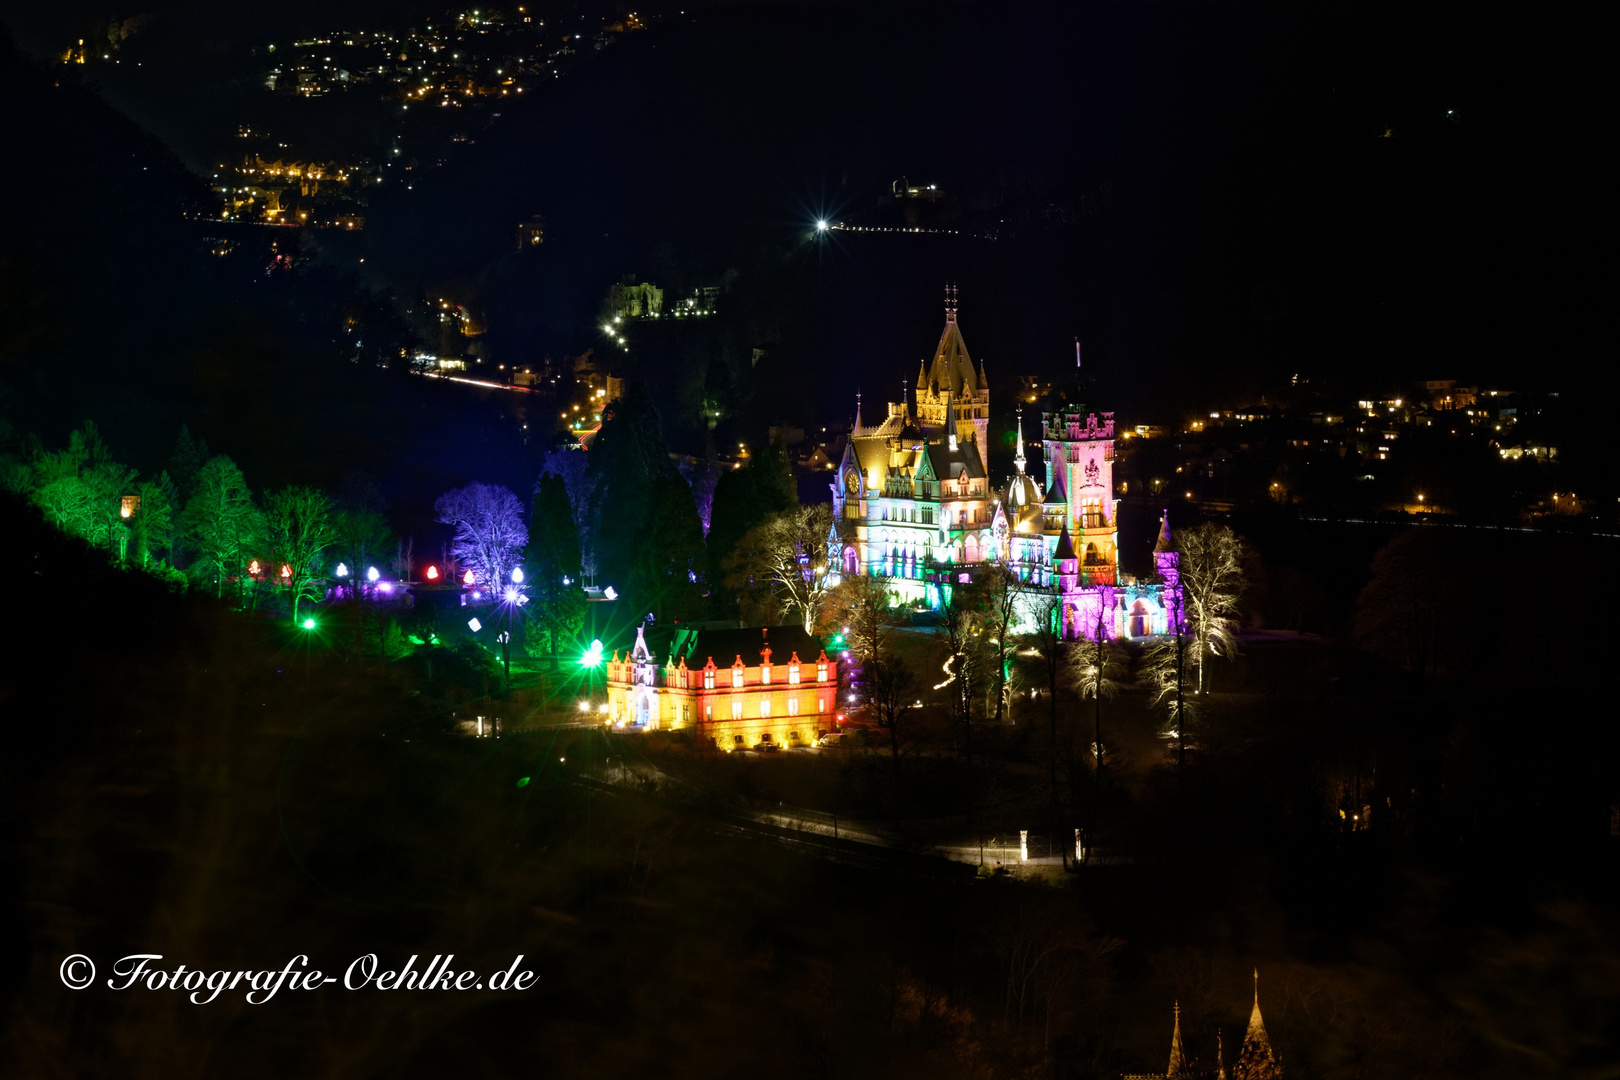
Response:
732,661,744,688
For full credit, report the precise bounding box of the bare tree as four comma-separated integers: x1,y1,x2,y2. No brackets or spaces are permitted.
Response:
1069,597,1130,780
434,482,528,591
723,504,836,632
1176,522,1246,694
974,562,1026,724
264,486,337,626
865,653,919,773
824,573,894,666
937,575,990,762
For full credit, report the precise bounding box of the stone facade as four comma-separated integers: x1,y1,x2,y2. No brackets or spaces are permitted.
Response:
830,292,1182,642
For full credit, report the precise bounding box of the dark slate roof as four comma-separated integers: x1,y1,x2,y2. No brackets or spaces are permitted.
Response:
1053,523,1078,561
925,438,986,481
666,624,826,669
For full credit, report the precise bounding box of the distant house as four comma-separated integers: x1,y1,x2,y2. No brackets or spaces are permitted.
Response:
605,624,841,750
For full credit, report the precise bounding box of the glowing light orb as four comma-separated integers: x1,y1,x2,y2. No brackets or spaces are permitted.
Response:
367,566,380,582
463,569,476,585
426,565,439,580
301,618,316,630
603,585,618,601
511,567,524,583
468,618,482,632
335,563,349,577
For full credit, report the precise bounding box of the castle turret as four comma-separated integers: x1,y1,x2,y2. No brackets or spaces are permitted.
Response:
1233,970,1281,1080
1168,1000,1188,1077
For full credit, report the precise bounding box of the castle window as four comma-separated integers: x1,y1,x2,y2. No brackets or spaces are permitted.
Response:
788,697,800,716
704,669,715,689
760,699,771,718
817,661,829,681
788,663,800,684
818,698,825,713
732,666,744,688
706,705,712,720
732,701,743,720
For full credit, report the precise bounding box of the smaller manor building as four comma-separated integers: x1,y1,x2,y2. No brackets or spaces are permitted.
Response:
605,624,841,751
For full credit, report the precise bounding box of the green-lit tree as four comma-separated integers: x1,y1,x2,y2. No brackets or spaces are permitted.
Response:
525,473,586,660
631,474,707,622
264,486,337,626
183,455,261,602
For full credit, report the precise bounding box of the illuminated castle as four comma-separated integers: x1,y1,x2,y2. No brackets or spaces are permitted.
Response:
830,290,1181,641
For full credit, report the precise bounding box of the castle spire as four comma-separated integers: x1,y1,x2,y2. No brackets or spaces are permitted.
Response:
1014,404,1027,475
854,390,863,433
1168,1000,1187,1077
1154,509,1174,552
945,281,957,324
1234,969,1280,1080
1216,1029,1227,1080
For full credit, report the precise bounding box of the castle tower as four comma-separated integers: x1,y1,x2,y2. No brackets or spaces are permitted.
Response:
915,285,990,465
1168,1001,1188,1078
1233,970,1281,1080
1042,404,1119,585
1154,509,1184,633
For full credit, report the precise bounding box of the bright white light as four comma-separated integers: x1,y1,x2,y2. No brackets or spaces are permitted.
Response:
579,700,590,711
511,567,524,583
335,563,349,577
504,587,519,603
468,618,482,632
604,585,619,600
367,566,380,582
816,220,828,231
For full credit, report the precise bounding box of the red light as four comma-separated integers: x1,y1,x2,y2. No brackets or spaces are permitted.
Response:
425,565,439,581
280,564,292,579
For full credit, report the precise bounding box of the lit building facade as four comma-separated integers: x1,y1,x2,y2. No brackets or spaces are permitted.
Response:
830,291,1183,641
605,624,841,750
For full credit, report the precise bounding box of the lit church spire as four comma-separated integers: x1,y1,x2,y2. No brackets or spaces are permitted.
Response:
1234,969,1281,1080
1168,1000,1187,1077
1014,404,1027,474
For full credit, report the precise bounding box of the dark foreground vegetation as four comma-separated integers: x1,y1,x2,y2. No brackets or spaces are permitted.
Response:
3,491,1616,1079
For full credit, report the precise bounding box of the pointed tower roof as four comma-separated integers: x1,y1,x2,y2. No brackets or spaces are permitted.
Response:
1154,509,1174,552
1168,1001,1188,1078
1053,521,1077,561
1216,1029,1228,1080
928,285,976,397
1014,404,1027,475
1235,969,1280,1080
1047,465,1067,503
853,390,864,434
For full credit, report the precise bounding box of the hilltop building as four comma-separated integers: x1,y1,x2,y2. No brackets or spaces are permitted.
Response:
604,624,841,750
830,291,1181,641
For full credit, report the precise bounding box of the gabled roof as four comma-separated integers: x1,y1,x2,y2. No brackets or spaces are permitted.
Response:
926,437,986,482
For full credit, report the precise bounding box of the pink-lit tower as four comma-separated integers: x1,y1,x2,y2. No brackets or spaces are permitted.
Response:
1153,509,1184,634
1042,406,1119,585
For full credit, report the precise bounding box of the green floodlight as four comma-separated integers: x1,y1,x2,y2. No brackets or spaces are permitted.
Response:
580,639,604,668
302,617,317,630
